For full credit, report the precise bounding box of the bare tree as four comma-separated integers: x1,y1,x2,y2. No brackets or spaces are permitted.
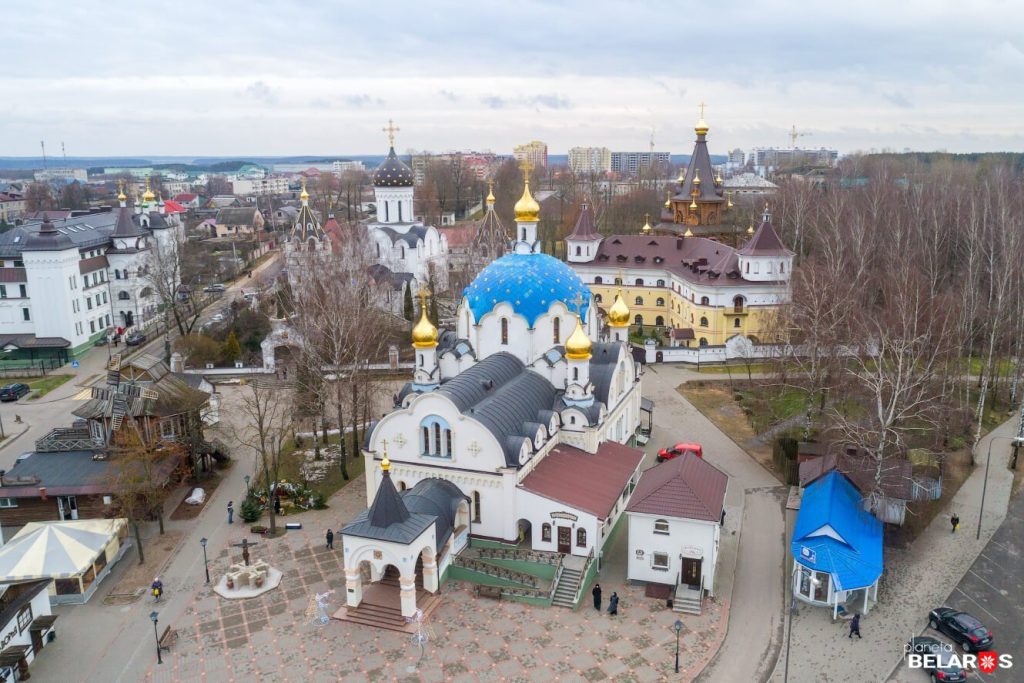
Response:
233,378,293,534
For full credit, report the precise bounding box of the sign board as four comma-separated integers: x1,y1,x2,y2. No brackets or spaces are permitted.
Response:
71,360,80,369
799,546,816,563
550,511,579,523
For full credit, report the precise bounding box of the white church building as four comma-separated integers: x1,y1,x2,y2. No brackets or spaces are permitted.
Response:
342,171,647,618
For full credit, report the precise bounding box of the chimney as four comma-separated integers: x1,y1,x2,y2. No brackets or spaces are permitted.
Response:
39,486,47,500
170,352,184,373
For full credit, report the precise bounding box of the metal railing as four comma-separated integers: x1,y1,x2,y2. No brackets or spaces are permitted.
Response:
452,556,539,588
571,548,596,607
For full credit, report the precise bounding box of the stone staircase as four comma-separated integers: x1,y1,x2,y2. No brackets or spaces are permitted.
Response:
551,566,583,608
673,584,702,615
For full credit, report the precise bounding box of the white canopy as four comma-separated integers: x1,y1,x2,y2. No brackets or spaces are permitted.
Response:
0,519,126,581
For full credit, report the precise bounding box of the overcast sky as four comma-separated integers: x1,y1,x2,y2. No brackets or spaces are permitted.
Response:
3,0,1022,158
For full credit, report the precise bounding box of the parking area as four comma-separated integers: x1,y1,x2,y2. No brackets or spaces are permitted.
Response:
892,488,1024,682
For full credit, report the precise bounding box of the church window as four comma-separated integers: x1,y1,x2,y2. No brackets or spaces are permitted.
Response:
419,354,424,367
400,246,406,260
656,298,665,306
699,337,708,347
634,297,643,306
656,316,664,326
700,316,709,327
594,294,602,303
501,318,509,345
521,228,527,241
398,202,403,222
634,314,642,325
635,278,644,286
657,279,665,287
473,492,481,523
780,262,785,274
700,296,709,306
541,523,551,542
553,317,560,344
434,423,442,454
398,481,407,491
375,242,380,258
734,318,741,328
445,429,452,456
594,276,603,284
654,519,670,535
614,277,622,285
573,367,578,381
576,528,586,547
384,202,389,222
421,426,430,454
575,246,581,256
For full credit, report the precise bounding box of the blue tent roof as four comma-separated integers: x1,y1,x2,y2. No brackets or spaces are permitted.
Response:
791,471,883,592
463,252,590,327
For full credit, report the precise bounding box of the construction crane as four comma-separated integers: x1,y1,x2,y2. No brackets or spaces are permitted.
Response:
788,125,811,148
649,126,655,154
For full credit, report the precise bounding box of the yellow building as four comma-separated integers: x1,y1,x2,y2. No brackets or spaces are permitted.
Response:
565,200,793,347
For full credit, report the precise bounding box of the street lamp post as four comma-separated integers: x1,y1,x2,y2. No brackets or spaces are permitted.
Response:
150,611,162,665
244,474,250,496
673,619,683,674
976,436,1023,540
200,537,210,584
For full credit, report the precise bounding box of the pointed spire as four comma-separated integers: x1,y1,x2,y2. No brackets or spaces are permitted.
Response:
567,197,600,241
367,439,411,528
117,180,127,207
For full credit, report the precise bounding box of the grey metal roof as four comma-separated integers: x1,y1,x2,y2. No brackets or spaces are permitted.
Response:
111,207,146,238
19,218,75,251
341,472,435,544
436,352,558,467
377,225,428,247
402,478,468,548
588,342,621,405
0,451,109,497
0,207,168,257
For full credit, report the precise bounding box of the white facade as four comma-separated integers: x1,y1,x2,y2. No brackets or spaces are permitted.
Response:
0,581,57,680
568,147,611,175
627,511,721,596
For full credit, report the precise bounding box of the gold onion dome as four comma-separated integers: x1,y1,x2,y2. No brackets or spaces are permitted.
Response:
142,179,155,202
608,293,630,327
747,222,755,235
381,454,390,472
695,116,709,136
411,306,438,348
689,198,698,210
564,316,592,360
676,169,685,183
514,179,540,222
117,188,127,202
641,214,652,234
684,226,694,237
300,181,309,201
664,191,671,209
486,180,496,205
693,171,701,186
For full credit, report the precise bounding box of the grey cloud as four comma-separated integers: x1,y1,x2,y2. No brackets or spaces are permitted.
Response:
883,91,913,109
530,94,571,109
439,89,460,101
342,94,385,107
481,94,570,110
243,80,277,104
481,96,508,109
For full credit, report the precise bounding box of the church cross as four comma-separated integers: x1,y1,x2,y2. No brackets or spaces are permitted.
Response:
416,285,431,310
382,119,400,147
520,157,533,180
571,292,585,316
698,101,706,119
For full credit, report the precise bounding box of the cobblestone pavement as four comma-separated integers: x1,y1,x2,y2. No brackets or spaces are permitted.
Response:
141,478,727,682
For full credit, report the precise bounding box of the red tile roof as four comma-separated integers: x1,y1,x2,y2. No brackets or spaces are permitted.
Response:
162,200,186,214
438,225,473,248
737,219,792,257
519,442,644,519
626,453,727,522
567,200,601,241
173,193,197,202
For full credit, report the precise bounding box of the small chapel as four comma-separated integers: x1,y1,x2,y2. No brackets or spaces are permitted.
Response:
340,169,648,618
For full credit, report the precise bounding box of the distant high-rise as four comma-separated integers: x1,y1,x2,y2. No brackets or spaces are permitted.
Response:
568,147,611,174
728,148,745,166
513,140,548,169
610,151,671,176
752,147,838,169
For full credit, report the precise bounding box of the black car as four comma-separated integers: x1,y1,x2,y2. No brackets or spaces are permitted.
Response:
125,332,147,346
929,607,993,652
0,383,30,401
906,636,967,682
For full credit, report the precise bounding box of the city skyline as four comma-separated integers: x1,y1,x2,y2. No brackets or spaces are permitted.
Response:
3,0,1022,157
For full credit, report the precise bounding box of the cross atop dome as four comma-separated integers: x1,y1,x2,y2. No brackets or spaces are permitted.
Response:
382,119,400,148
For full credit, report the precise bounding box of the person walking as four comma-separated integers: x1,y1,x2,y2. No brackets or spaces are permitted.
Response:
274,495,282,516
227,500,234,524
848,613,862,639
326,529,334,550
951,513,960,534
607,592,619,616
592,583,602,611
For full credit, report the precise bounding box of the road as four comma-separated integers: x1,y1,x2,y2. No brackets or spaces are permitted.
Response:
0,251,282,472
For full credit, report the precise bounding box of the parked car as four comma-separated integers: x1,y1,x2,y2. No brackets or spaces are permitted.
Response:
242,291,255,301
928,607,993,652
125,331,147,346
0,383,30,401
906,636,967,682
203,283,226,293
210,313,225,323
657,442,704,462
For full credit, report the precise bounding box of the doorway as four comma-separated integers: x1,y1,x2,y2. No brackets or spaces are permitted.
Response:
557,526,571,554
57,495,79,521
681,557,702,588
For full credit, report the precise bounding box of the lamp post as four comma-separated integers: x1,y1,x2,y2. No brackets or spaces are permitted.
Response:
200,537,210,584
977,436,1024,539
149,611,162,665
673,619,683,673
244,474,250,496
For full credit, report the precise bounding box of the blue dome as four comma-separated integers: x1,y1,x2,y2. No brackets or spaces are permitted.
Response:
463,253,590,327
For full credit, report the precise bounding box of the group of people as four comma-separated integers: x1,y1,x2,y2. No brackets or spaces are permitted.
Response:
591,583,619,615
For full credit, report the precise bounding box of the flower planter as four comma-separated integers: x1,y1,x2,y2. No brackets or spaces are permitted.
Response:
250,526,268,535
226,578,234,589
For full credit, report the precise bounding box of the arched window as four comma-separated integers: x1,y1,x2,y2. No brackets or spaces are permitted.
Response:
699,337,708,347
473,492,481,522
400,246,406,259
434,423,442,454
570,416,576,424
521,228,527,241
572,367,578,380
745,262,750,274
700,316,709,327
634,296,643,306
553,317,560,344
375,242,380,257
421,426,430,453
541,523,551,542
419,354,424,367
656,298,665,306
700,296,710,306
734,318,741,328
780,262,785,274
656,316,664,326
634,314,643,325
614,277,622,285
733,295,745,312
501,318,509,344
420,416,451,457
635,278,644,286
594,276,603,284
575,246,581,256
398,481,407,491
594,294,602,303
657,279,665,287
654,519,669,534
576,528,587,547
118,291,130,301
445,429,453,456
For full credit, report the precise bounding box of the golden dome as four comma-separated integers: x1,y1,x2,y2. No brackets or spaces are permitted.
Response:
142,178,155,202
747,222,755,235
608,293,630,327
117,188,127,202
695,117,709,136
381,454,390,472
486,180,496,206
564,315,592,360
689,198,698,210
411,304,438,348
300,179,309,202
684,226,694,237
514,178,540,222
693,171,701,186
664,190,671,209
641,213,652,234
676,169,685,184
715,171,723,184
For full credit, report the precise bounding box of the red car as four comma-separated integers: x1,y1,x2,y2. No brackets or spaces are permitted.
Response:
657,442,703,462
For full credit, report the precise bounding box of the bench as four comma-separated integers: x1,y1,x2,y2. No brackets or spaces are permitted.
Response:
475,585,503,600
159,626,177,650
